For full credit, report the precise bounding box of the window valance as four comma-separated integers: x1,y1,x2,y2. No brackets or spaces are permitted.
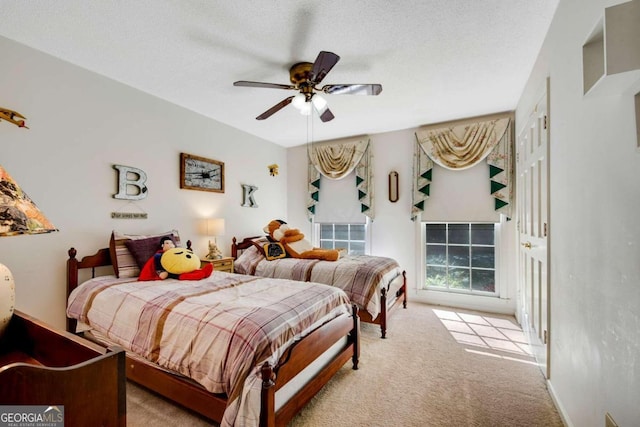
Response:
412,115,513,220
415,117,510,170
307,137,374,222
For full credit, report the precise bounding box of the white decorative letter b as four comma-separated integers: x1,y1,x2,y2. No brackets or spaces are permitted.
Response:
113,165,148,200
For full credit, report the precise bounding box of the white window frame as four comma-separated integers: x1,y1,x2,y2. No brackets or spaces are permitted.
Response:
312,218,371,255
419,221,502,298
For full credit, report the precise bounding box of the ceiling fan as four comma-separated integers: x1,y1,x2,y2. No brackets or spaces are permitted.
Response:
233,51,382,122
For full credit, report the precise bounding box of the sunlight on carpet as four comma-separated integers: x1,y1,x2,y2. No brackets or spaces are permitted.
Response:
433,308,534,359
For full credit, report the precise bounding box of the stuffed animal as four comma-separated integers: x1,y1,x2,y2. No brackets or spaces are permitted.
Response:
205,240,222,260
138,238,213,281
264,219,340,261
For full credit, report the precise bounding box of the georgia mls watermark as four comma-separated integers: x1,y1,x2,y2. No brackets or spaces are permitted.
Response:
0,405,64,427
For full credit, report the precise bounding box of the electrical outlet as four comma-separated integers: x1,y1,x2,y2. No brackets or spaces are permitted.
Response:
605,412,618,427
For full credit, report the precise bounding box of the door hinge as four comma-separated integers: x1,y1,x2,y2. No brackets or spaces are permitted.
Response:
543,329,548,344
543,115,548,130
544,222,548,237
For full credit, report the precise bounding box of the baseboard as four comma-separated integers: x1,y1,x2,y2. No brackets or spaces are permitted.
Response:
547,379,572,427
412,290,515,315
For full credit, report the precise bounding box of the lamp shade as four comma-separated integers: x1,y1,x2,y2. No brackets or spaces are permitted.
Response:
202,218,225,236
292,93,306,110
0,165,58,236
0,164,57,338
312,94,327,111
292,93,312,116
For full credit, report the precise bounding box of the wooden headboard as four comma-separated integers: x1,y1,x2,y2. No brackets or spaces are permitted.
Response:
231,236,262,259
66,247,113,333
66,240,193,333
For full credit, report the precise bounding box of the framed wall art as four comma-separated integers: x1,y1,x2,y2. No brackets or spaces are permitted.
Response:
180,153,225,193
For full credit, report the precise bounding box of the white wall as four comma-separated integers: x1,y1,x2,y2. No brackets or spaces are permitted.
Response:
0,36,288,330
517,1,640,426
287,128,518,315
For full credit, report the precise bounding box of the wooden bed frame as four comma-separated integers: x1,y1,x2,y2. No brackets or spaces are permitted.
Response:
0,310,126,427
232,236,407,338
66,247,360,427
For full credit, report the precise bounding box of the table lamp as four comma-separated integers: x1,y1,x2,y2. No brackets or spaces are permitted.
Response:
202,218,225,260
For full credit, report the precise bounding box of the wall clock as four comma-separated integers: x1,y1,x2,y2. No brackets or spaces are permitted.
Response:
180,153,225,193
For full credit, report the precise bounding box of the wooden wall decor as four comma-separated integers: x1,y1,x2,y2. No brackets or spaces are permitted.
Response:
180,153,224,193
111,211,148,219
0,107,28,128
388,171,399,202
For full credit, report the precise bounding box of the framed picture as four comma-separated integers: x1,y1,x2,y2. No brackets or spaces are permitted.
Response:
180,153,225,193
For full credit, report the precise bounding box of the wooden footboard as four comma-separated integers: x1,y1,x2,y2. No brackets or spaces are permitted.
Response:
66,247,359,427
358,270,407,338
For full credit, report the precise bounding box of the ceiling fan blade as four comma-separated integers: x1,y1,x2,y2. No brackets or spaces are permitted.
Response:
318,107,335,122
322,84,383,95
234,81,296,90
310,51,340,85
312,102,335,122
256,96,295,120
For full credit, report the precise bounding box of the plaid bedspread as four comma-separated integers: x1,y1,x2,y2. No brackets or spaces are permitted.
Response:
67,271,351,427
235,246,402,319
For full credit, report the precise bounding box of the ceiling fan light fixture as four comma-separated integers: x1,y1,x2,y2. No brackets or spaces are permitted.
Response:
292,93,307,110
311,94,327,111
299,102,312,116
292,93,312,115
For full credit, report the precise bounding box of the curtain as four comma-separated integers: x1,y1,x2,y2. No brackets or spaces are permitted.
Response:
307,137,374,222
411,141,433,220
412,116,513,220
486,121,513,214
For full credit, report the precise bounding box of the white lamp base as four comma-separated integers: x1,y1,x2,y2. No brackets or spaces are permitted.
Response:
0,263,15,337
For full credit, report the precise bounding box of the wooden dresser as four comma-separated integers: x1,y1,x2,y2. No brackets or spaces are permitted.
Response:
0,310,126,426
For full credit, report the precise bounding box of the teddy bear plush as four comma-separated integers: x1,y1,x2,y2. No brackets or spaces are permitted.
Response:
264,219,340,261
138,237,213,281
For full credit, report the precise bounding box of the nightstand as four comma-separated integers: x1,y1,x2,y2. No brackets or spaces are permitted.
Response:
201,256,234,273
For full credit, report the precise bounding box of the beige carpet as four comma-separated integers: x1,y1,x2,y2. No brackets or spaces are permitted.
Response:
126,302,564,427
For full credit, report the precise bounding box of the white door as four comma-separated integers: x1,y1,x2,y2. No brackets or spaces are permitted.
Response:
516,79,550,378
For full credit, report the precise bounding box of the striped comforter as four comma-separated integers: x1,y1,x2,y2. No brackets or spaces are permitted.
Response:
235,245,402,320
67,271,351,427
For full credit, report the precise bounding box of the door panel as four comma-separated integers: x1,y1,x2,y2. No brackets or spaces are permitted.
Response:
517,79,550,378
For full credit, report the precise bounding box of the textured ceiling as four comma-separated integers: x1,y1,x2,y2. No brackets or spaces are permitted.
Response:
0,1,559,147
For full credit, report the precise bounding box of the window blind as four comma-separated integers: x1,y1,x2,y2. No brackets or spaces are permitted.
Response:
313,173,367,224
419,162,500,223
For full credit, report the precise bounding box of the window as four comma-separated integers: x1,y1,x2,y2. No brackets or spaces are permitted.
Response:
316,223,367,255
423,223,497,295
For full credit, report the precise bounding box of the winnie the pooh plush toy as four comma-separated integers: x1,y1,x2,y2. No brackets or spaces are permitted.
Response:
264,219,340,261
138,237,214,281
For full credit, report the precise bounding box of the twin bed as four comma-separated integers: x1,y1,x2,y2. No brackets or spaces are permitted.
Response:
64,231,406,426
232,236,407,339
66,245,359,427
